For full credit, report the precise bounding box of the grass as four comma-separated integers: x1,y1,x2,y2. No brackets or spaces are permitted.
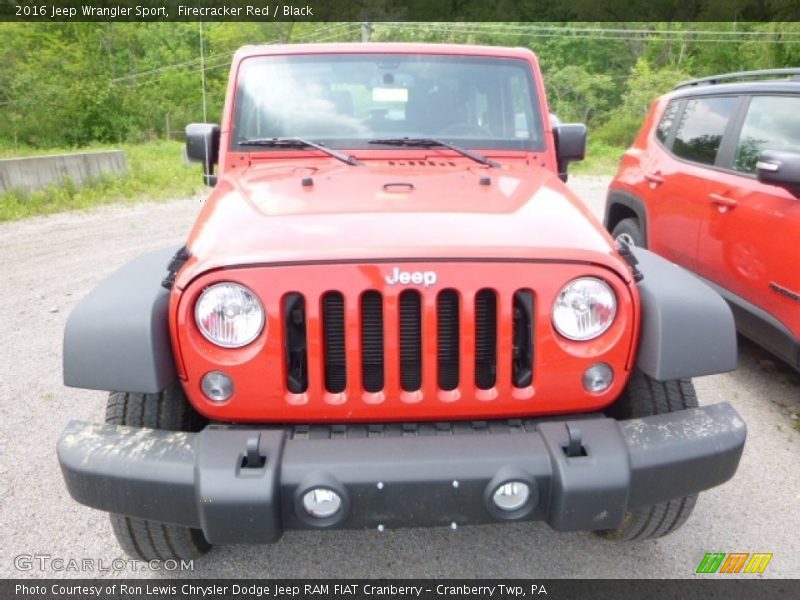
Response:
572,139,626,176
0,140,203,222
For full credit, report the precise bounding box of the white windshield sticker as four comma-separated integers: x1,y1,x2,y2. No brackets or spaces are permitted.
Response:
372,87,409,102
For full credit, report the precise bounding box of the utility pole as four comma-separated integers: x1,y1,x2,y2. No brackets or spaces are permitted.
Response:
199,21,208,123
361,22,372,42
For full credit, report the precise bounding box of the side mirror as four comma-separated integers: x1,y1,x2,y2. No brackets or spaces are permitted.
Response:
756,149,800,196
554,124,587,182
186,123,221,187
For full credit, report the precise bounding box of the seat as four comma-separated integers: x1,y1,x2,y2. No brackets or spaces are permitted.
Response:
329,91,354,116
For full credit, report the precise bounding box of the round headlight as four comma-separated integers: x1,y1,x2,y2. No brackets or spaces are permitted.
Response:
552,277,616,341
195,283,265,348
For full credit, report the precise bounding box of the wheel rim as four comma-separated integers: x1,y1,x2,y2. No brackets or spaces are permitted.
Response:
616,232,636,247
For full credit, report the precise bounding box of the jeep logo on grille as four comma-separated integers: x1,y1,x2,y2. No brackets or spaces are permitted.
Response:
385,267,437,287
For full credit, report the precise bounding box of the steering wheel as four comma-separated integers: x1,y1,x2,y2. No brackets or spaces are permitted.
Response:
436,123,493,138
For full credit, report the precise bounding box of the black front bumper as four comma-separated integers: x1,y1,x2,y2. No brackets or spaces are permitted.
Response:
57,403,746,544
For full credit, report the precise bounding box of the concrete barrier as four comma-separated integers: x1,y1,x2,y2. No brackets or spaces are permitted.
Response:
0,150,128,193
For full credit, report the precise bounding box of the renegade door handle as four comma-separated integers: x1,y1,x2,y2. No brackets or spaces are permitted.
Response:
644,172,665,185
708,193,738,209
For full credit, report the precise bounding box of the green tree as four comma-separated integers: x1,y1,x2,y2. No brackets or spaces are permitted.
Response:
546,65,615,124
594,57,691,146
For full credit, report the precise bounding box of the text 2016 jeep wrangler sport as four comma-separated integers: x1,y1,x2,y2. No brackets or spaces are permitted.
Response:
57,44,746,560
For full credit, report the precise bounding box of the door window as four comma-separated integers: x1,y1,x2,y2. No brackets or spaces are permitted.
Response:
733,95,800,174
671,96,738,165
655,99,680,144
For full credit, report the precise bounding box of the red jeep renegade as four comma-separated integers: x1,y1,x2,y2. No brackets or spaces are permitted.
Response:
606,69,800,371
58,44,745,561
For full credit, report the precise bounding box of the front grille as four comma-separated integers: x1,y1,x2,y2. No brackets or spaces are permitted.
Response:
284,287,535,400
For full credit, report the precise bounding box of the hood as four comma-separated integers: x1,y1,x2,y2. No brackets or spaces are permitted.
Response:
177,159,625,287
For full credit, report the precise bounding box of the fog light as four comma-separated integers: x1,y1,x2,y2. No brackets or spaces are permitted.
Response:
302,488,342,519
201,371,234,402
492,481,531,512
583,363,613,393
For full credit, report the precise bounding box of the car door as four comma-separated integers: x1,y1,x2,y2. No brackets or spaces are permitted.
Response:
698,94,800,346
647,95,741,270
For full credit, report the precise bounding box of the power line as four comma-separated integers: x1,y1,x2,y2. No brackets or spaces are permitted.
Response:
115,54,232,86
376,22,800,44
381,22,800,38
110,22,358,84
117,20,797,90
107,21,799,87
118,23,360,86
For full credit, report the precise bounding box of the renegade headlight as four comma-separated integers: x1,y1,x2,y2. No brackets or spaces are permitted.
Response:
552,277,616,341
195,282,265,348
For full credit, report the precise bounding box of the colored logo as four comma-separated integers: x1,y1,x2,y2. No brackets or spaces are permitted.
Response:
696,552,773,574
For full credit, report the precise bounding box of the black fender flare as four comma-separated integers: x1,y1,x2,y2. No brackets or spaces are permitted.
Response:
604,189,649,246
632,247,737,380
63,247,180,394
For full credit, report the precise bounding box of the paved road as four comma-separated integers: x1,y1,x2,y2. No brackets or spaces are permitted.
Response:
1,176,798,579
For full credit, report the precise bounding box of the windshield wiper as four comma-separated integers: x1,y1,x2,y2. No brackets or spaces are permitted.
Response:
368,137,499,168
239,137,359,166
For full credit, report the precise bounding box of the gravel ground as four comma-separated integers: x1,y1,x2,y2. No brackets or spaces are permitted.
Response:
1,176,798,579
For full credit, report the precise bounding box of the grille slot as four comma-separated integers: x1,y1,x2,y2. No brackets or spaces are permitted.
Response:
283,293,308,393
361,291,384,393
512,289,534,387
399,290,422,391
322,292,346,393
437,289,460,391
475,289,497,389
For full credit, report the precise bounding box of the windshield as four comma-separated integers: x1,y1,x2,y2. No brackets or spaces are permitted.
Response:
233,53,545,151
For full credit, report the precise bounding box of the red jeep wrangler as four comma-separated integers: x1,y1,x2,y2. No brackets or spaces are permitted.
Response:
58,44,745,561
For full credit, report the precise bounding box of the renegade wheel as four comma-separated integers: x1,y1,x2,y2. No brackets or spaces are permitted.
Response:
611,218,645,249
105,385,212,561
596,369,698,541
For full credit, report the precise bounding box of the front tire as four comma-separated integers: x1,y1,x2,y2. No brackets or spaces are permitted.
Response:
611,218,645,249
596,369,698,541
105,385,211,560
